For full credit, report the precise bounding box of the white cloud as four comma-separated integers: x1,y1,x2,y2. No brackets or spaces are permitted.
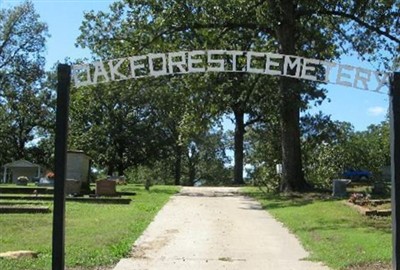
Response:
367,106,386,116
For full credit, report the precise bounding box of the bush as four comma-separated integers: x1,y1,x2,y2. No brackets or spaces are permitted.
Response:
249,164,281,193
125,165,157,190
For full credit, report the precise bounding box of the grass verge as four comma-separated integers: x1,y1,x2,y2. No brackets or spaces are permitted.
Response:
242,187,392,270
0,184,179,270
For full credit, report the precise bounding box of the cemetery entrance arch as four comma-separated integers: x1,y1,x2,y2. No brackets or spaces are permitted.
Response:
52,50,398,270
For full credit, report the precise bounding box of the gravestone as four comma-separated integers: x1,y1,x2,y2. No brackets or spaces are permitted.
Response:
96,179,117,196
372,181,387,195
66,150,90,193
332,179,351,197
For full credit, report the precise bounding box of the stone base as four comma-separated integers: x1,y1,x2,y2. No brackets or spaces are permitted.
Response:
0,250,38,259
344,201,391,217
0,206,50,214
65,179,81,194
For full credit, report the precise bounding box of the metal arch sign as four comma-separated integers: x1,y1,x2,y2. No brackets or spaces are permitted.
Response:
54,53,399,270
72,50,390,93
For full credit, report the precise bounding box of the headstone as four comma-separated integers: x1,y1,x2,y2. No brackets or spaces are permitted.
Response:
96,179,117,196
372,182,387,195
381,166,391,181
66,150,90,193
332,179,351,197
108,175,127,185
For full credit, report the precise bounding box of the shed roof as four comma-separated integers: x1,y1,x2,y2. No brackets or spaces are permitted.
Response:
3,159,40,168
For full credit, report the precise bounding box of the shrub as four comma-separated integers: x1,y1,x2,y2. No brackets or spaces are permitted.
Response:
249,164,281,193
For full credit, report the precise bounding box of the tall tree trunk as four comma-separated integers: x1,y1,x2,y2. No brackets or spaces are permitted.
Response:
276,0,307,192
188,159,196,186
279,78,306,191
16,137,25,159
107,164,114,176
174,144,182,185
117,164,124,176
117,146,125,175
233,107,245,185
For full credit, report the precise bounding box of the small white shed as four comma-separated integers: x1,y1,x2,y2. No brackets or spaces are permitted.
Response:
2,159,41,183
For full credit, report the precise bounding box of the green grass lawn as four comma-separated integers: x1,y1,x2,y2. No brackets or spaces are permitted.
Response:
0,184,180,270
242,187,392,270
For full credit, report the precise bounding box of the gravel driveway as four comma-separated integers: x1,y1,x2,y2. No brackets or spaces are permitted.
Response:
113,187,330,270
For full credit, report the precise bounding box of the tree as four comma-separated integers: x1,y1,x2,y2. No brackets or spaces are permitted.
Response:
0,1,50,165
300,113,354,188
142,0,398,191
0,1,48,93
245,117,282,192
221,74,280,185
69,78,176,175
77,1,283,185
352,120,390,178
301,113,390,189
1,84,53,159
265,0,398,191
77,0,399,191
78,0,335,191
182,128,231,186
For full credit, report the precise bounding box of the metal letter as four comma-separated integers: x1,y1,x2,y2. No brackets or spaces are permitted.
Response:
247,52,265,74
265,53,283,76
300,58,319,81
336,64,354,87
168,51,188,74
207,50,225,72
188,51,206,73
353,67,371,90
148,53,168,77
108,58,128,81
71,64,92,87
92,61,110,84
283,55,302,78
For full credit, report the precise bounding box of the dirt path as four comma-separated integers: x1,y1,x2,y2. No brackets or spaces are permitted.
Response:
113,187,330,270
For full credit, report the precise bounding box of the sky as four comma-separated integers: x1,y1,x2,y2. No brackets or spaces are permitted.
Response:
1,0,390,131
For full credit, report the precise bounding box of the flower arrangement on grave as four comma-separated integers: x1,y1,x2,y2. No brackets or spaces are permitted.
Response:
17,176,29,185
348,192,371,206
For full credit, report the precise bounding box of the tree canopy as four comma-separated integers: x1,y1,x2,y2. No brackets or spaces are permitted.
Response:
75,0,399,190
0,0,396,191
0,1,51,167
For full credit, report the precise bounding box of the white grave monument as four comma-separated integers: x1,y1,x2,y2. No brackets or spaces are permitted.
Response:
66,150,91,193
